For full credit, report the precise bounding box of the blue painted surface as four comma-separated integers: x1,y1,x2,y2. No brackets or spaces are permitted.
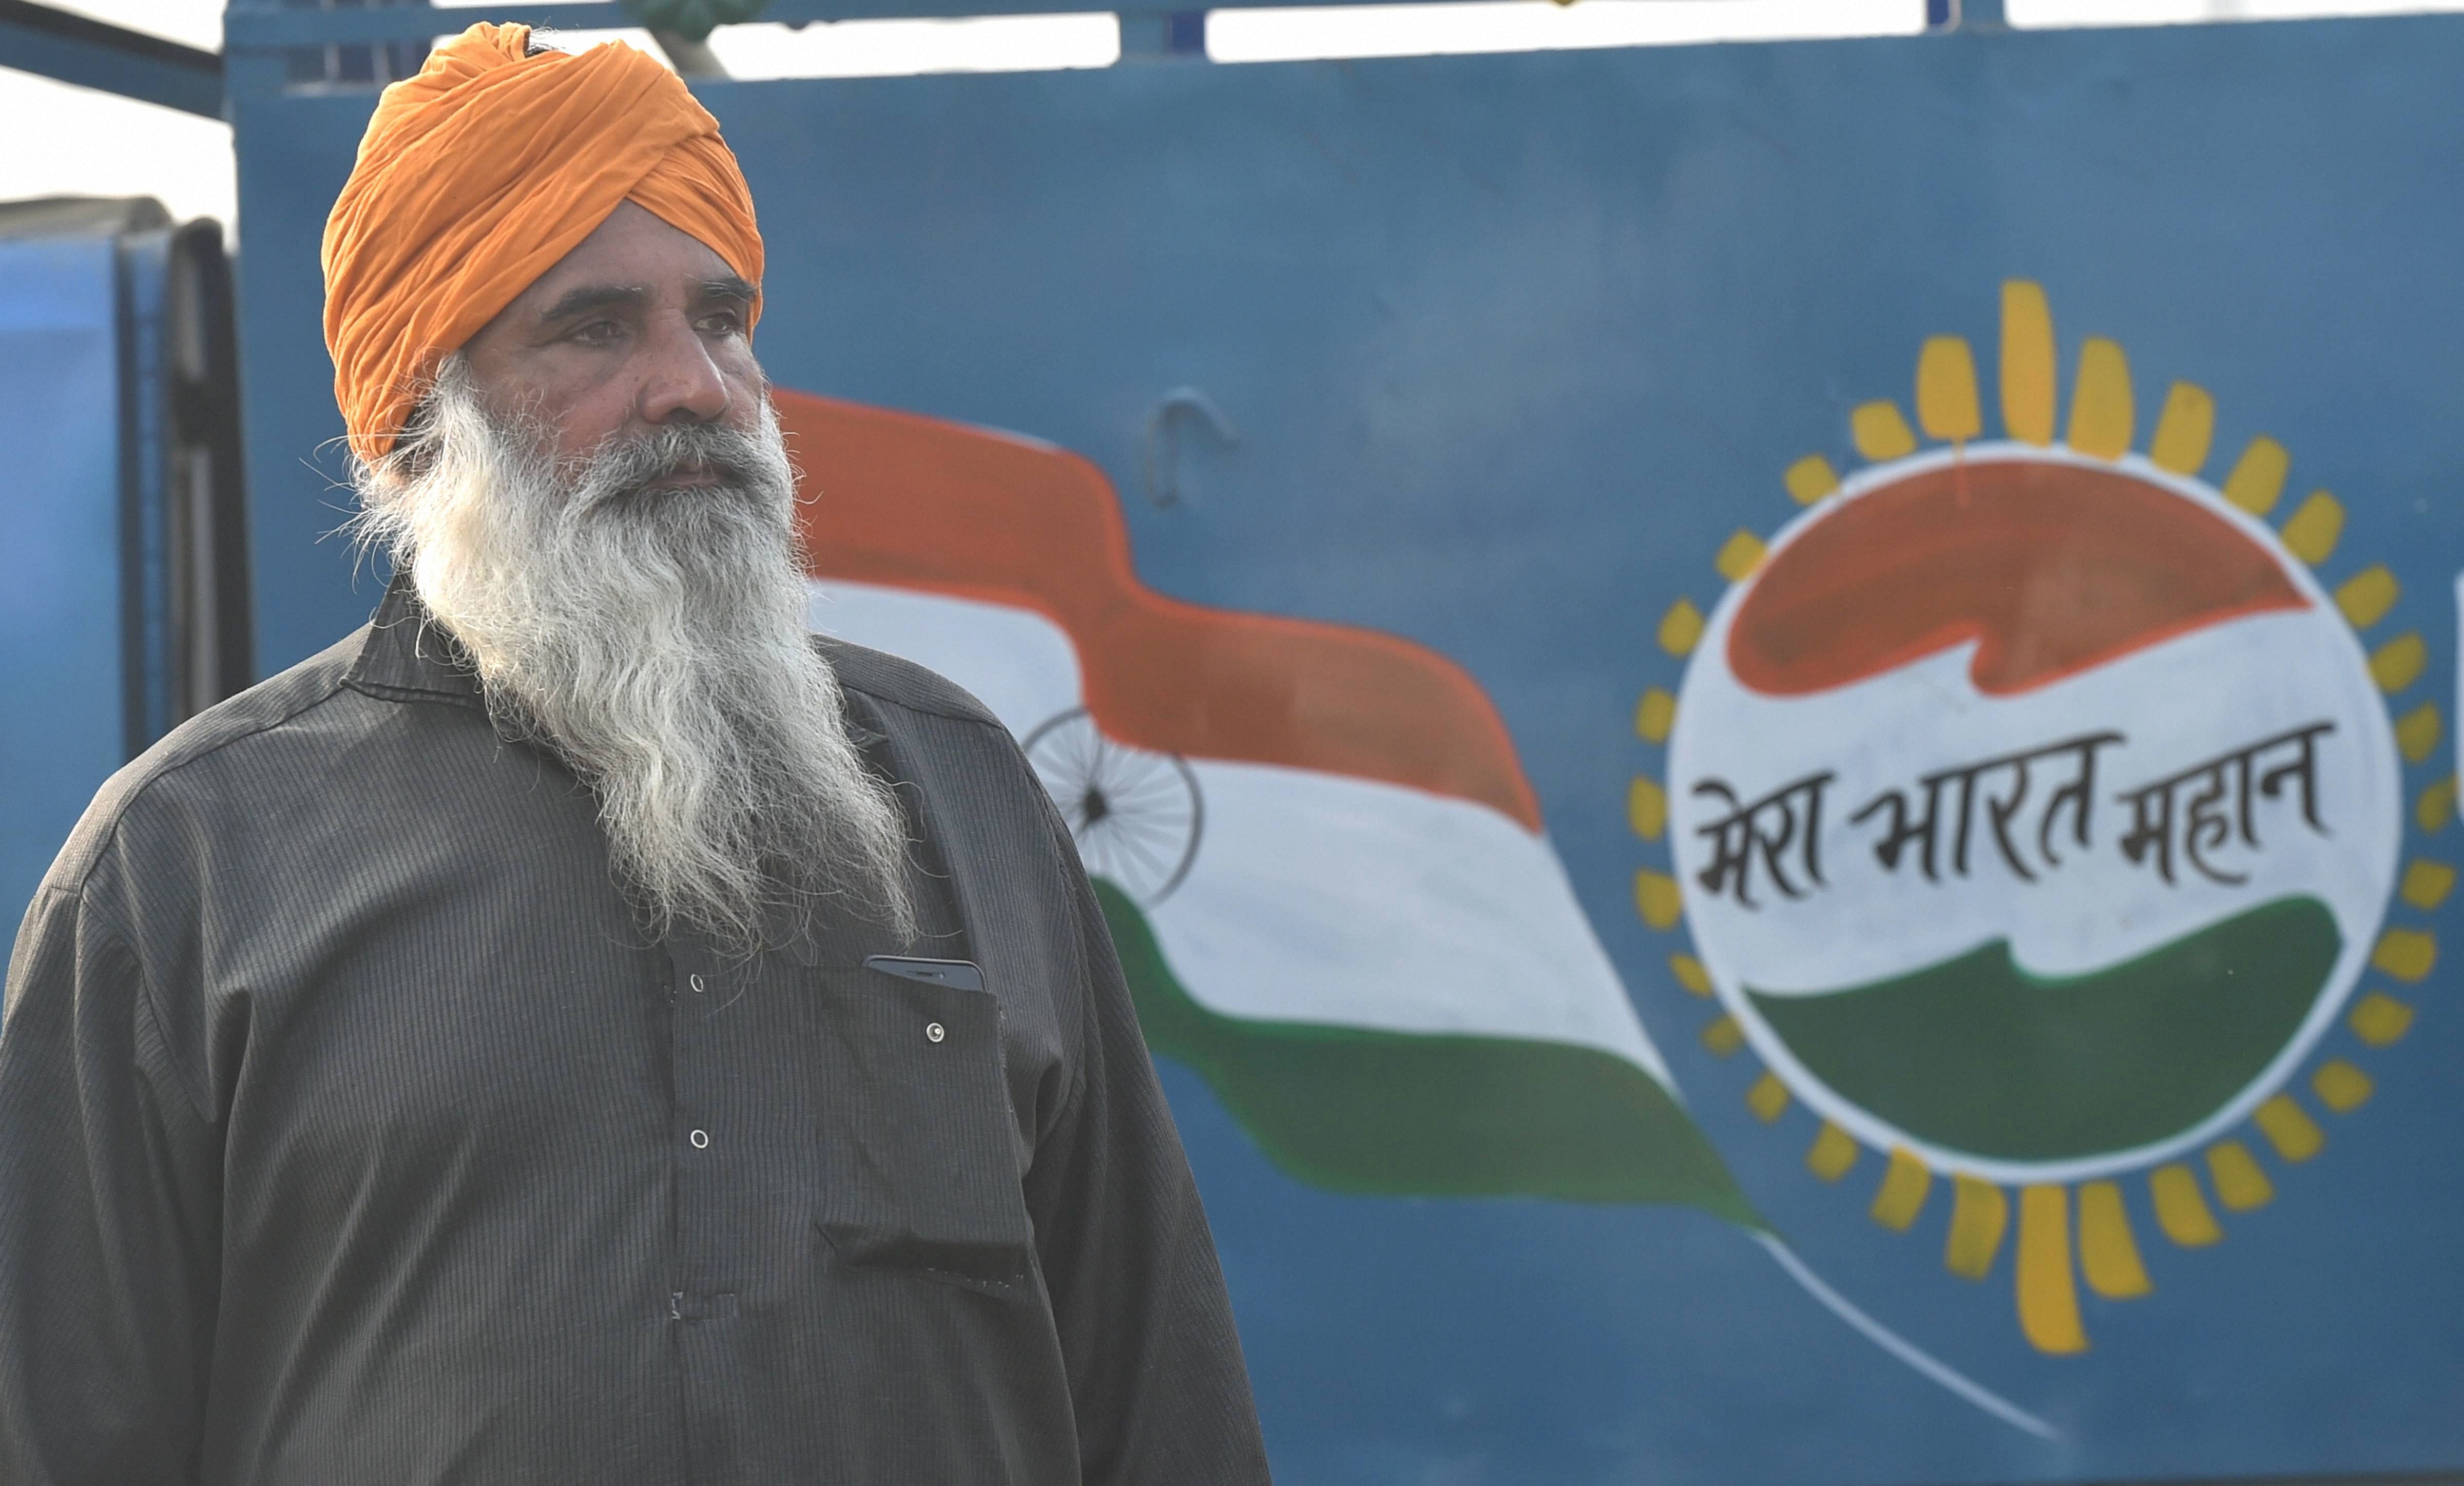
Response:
0,238,124,923
228,15,2464,1481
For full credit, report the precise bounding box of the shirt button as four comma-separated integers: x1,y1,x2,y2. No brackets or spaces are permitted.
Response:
926,1021,946,1044
689,974,706,994
689,1129,710,1149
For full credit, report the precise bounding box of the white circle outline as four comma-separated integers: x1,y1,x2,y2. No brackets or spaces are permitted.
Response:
1667,439,2402,1186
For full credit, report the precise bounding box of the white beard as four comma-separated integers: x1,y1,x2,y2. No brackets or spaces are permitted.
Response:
351,356,917,953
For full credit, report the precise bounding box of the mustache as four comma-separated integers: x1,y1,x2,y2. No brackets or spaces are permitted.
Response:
566,419,785,510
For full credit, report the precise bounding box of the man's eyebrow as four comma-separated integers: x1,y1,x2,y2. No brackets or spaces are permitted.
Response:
699,275,757,305
537,284,648,324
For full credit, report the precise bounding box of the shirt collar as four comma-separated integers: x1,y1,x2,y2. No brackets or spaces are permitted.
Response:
342,571,486,708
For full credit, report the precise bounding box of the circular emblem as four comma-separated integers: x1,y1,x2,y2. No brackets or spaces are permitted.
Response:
1666,444,2399,1186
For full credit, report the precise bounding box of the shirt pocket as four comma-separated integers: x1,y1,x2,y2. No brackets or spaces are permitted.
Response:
811,965,1037,1300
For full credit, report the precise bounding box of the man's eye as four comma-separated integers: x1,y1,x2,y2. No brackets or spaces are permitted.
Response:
697,311,745,336
571,320,624,345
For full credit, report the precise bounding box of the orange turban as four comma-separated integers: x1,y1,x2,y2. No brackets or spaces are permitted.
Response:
322,23,764,463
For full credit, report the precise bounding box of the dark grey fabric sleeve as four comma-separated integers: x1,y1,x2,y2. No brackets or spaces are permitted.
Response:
0,876,220,1486
1021,804,1273,1486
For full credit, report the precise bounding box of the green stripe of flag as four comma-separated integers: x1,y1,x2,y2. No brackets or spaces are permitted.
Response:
1096,879,1761,1224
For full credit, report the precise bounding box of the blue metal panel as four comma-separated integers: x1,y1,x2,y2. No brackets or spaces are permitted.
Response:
226,14,2464,1481
229,84,383,667
0,237,126,918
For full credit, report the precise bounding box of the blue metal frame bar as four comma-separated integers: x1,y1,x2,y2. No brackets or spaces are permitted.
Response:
222,0,1502,50
0,0,221,117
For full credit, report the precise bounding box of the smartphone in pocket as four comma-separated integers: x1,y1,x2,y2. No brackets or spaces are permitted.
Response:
861,955,986,993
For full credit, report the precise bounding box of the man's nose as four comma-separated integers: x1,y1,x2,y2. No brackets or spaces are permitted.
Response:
636,315,732,426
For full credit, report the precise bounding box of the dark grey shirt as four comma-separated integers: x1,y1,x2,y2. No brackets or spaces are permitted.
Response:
0,578,1268,1485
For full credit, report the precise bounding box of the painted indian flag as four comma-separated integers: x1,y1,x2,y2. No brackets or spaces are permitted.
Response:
775,389,1750,1222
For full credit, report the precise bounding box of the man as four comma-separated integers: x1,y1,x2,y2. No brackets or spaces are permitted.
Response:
0,24,1269,1485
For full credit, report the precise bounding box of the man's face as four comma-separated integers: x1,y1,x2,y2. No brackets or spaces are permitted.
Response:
460,200,763,472
360,214,917,950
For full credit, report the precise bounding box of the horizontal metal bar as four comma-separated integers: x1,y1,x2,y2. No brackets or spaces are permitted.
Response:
223,0,1499,52
0,0,221,117
226,3,631,51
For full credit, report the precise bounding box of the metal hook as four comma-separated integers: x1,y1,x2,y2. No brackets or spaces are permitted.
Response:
1142,387,1238,509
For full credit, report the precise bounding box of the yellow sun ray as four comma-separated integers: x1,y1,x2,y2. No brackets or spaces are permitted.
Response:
2280,490,2346,565
2221,435,2290,516
2149,1164,2223,1247
1668,953,1712,997
1852,401,1919,462
1945,1177,2009,1279
1746,1072,1791,1123
2415,776,2455,834
1627,777,1667,840
1806,1123,1859,1182
2370,632,2427,693
2253,1095,2325,1163
2371,928,2436,981
2148,382,2216,474
2312,1059,2374,1113
2206,1141,2275,1212
1633,870,1683,930
2077,1182,2153,1299
1999,281,2056,445
1784,454,1840,506
1870,1148,1931,1231
1700,1014,1745,1056
1715,530,1767,582
2348,992,2415,1047
2395,704,2443,765
2066,337,2134,459
1633,687,1676,743
2334,564,2399,629
1917,336,1983,443
1658,599,1705,657
2016,1187,2089,1354
2399,858,2454,910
